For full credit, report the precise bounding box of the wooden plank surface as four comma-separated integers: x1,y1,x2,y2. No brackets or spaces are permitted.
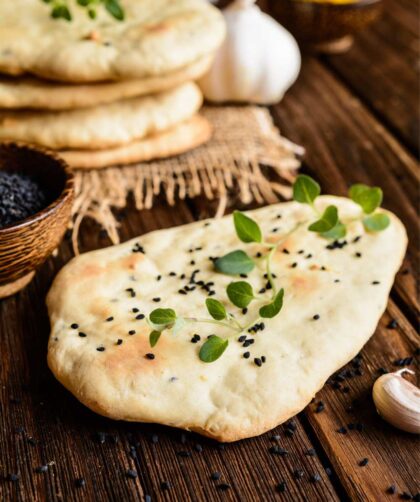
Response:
1,2,419,501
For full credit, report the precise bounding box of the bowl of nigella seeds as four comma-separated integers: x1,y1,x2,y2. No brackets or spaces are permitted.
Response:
0,142,74,298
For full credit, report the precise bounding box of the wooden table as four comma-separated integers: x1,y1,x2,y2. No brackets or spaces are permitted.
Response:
1,1,418,500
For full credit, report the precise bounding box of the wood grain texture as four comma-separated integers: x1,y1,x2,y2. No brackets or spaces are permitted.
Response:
1,2,419,501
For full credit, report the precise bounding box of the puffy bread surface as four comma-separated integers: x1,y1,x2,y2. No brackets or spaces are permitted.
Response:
47,197,407,441
0,0,225,82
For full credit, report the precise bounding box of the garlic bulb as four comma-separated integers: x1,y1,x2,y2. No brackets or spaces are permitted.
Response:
199,0,301,105
372,369,420,434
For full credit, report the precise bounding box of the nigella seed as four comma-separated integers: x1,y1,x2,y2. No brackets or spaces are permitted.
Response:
239,273,248,278
217,484,231,491
310,473,321,483
337,426,347,434
293,470,304,480
282,248,290,254
313,314,320,320
132,308,139,313
254,358,262,367
305,448,316,456
238,335,246,342
151,434,159,444
387,319,398,329
116,339,123,345
355,252,362,258
128,330,136,335
358,458,369,467
372,280,380,285
126,469,138,479
178,289,187,295
276,481,287,492
71,323,79,329
97,347,105,352
75,478,86,488
243,352,250,359
242,308,248,315
291,262,298,268
8,473,20,482
315,401,325,413
177,451,191,458
78,332,87,338
106,316,114,322
261,356,266,363
35,465,48,473
386,485,396,495
211,472,221,481
160,481,171,491
152,297,161,302
156,275,162,281
145,353,155,360
136,314,145,320
195,444,203,453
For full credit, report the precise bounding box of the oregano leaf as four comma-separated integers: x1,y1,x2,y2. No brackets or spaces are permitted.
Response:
363,213,390,232
199,336,229,363
149,308,176,326
226,281,254,308
214,250,255,275
349,184,383,214
104,0,125,20
149,330,162,348
233,211,262,243
259,289,284,319
308,205,339,233
293,175,320,205
205,298,227,320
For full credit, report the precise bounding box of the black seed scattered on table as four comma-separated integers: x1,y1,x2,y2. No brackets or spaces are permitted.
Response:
325,467,332,476
211,472,221,481
306,448,316,456
195,444,203,453
78,332,87,338
378,367,388,375
293,469,304,480
97,346,105,352
276,481,287,492
217,483,231,491
71,323,79,329
75,477,86,488
126,469,138,479
35,465,48,473
315,401,325,413
401,492,413,500
177,450,191,458
161,481,171,491
310,473,321,483
271,434,280,441
151,434,159,444
386,485,396,495
337,426,347,434
414,348,420,356
359,458,369,467
313,314,320,320
145,353,155,360
145,495,152,502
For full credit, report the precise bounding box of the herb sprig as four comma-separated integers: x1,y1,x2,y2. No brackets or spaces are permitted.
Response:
42,0,124,21
147,175,390,364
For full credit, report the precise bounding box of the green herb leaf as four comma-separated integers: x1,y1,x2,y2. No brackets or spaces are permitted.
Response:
259,288,284,318
226,281,254,308
51,5,72,21
308,205,339,233
199,336,229,363
104,0,125,20
149,308,176,326
214,250,255,275
293,175,321,205
233,211,262,243
349,184,383,214
149,330,162,348
205,298,227,320
363,213,390,232
321,222,347,240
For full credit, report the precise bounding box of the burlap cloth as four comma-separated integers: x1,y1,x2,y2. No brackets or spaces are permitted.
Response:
71,106,304,252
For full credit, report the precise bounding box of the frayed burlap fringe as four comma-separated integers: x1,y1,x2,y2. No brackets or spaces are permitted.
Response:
72,106,304,253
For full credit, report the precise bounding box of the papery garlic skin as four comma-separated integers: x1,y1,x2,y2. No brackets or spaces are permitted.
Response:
372,369,420,434
199,0,301,105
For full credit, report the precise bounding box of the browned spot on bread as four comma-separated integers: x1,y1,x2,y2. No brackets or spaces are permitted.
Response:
80,264,104,277
121,254,144,270
290,272,319,295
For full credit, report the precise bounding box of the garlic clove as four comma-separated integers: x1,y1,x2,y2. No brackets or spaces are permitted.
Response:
372,369,420,434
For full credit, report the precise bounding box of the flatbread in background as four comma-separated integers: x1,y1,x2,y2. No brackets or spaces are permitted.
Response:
46,197,407,442
0,0,225,82
60,115,212,169
0,82,202,150
0,55,213,110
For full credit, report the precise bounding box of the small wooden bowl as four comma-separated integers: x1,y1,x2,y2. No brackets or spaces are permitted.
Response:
0,142,74,298
267,0,382,53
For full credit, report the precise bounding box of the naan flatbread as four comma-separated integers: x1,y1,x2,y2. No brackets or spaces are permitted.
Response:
0,0,225,82
0,82,202,150
60,115,212,169
47,197,407,441
0,56,213,110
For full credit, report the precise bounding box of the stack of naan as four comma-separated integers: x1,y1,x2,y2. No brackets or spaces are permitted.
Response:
0,0,225,168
